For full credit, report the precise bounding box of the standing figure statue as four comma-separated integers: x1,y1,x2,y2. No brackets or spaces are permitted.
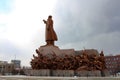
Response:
43,15,58,46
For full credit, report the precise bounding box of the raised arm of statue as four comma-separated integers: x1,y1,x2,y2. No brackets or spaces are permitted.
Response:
43,20,47,24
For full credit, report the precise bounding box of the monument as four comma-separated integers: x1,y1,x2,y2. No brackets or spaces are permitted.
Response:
43,15,58,46
29,15,110,77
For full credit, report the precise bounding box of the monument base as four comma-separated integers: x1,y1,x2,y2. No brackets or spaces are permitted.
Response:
24,69,50,76
24,69,110,77
38,45,62,57
101,69,110,77
75,70,101,77
51,70,74,77
31,45,110,77
37,45,75,57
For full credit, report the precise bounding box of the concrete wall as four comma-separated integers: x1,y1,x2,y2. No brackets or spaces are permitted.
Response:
75,70,101,77
51,70,74,77
24,69,50,76
24,69,110,77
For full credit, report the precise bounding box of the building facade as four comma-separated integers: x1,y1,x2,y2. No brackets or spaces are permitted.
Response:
0,61,14,75
0,60,21,75
11,60,21,69
105,55,120,75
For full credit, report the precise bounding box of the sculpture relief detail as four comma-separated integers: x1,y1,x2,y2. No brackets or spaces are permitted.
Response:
31,50,107,71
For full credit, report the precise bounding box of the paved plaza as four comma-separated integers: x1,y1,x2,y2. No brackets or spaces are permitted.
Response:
0,76,120,80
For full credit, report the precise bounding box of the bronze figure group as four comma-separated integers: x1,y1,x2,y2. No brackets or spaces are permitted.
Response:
31,50,106,71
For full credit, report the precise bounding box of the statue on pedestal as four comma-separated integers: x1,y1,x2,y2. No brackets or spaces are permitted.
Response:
30,15,110,77
43,15,58,46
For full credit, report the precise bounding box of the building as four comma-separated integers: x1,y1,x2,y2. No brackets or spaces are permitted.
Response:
0,60,21,75
0,61,14,75
11,60,21,69
105,55,120,75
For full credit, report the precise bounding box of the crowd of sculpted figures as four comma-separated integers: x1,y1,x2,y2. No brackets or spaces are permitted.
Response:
31,50,106,71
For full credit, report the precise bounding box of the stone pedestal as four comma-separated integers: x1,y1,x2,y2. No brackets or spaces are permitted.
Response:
38,45,62,57
101,69,110,77
24,70,110,77
24,69,50,76
61,49,75,56
51,70,74,77
38,45,75,57
75,70,101,77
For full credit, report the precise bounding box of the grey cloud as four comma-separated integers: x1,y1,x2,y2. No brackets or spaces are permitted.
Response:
0,40,21,55
84,32,120,54
54,0,120,54
0,39,28,60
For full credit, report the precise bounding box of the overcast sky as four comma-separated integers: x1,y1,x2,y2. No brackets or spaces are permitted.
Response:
0,0,120,66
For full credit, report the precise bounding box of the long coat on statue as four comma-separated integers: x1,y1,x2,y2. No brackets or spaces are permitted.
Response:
44,18,58,41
